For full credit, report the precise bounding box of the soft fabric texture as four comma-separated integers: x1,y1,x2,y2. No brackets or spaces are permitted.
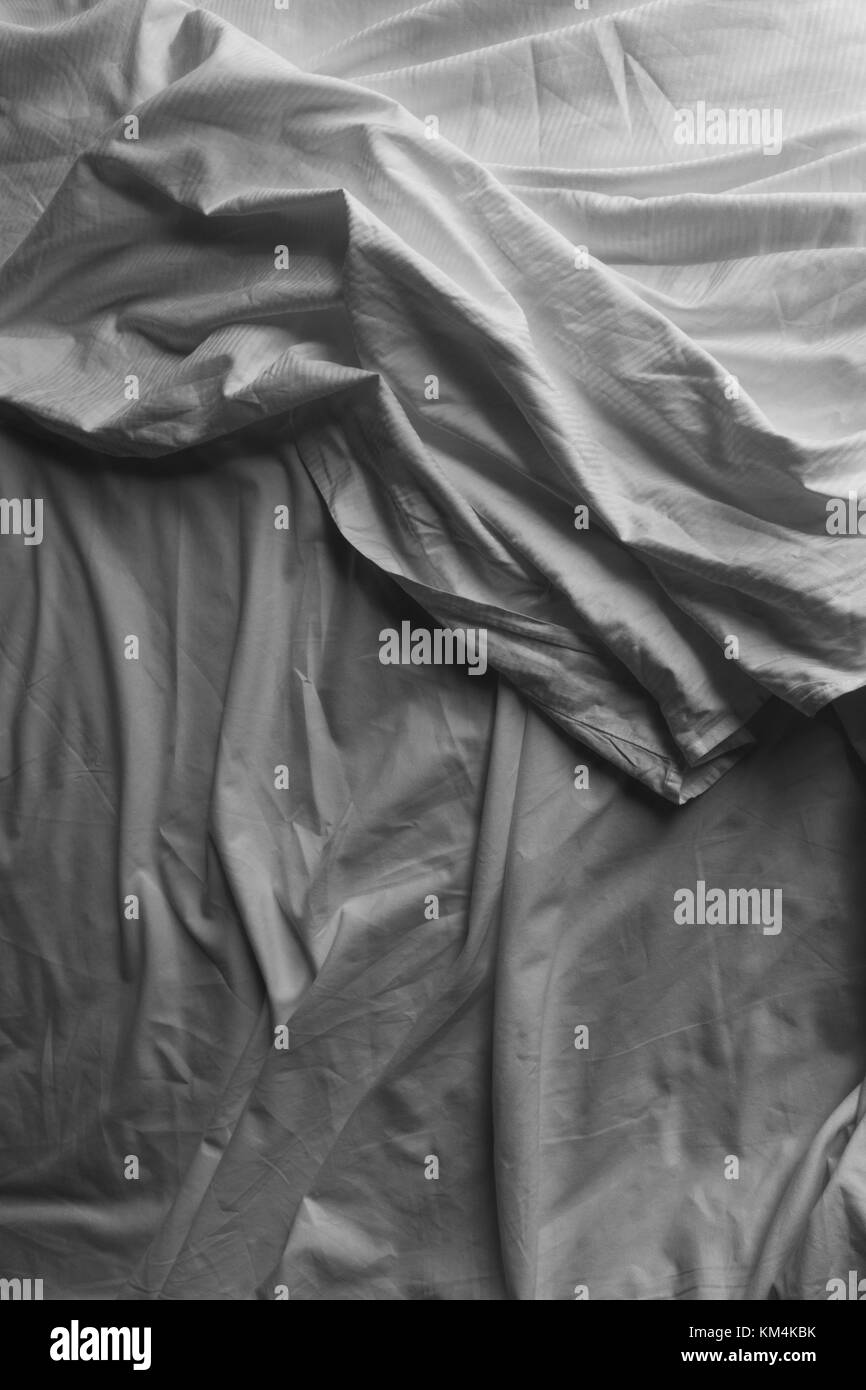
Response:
1,0,865,1300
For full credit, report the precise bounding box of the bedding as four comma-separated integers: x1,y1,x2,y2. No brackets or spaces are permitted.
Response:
0,0,865,1300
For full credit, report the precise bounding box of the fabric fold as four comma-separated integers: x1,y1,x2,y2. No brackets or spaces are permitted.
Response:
1,0,864,801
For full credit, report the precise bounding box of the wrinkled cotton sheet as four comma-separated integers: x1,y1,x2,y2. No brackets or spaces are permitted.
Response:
1,0,865,1300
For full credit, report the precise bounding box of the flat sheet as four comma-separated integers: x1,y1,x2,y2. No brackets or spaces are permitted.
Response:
1,0,865,1299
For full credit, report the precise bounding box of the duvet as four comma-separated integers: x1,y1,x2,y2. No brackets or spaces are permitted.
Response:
1,0,866,1301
